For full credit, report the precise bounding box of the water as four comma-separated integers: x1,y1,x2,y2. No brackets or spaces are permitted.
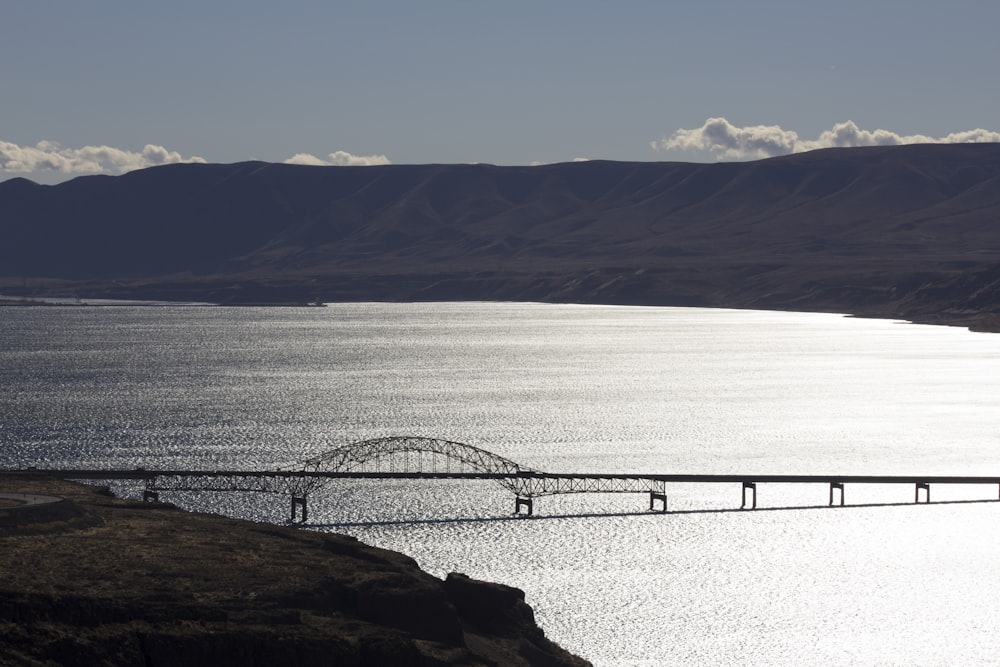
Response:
3,302,1000,665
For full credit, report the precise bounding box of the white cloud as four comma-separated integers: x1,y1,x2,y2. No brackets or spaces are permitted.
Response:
0,139,206,175
283,152,330,166
654,117,799,160
283,150,390,166
652,118,1000,160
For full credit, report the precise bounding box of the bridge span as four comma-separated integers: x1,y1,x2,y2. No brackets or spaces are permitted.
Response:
5,436,1000,522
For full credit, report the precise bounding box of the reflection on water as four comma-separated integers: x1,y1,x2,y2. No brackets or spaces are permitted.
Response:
4,303,1000,665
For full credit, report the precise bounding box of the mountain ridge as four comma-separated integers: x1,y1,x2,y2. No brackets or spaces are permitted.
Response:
2,144,999,329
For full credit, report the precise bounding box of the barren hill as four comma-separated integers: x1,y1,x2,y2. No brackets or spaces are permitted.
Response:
0,476,588,666
2,144,999,328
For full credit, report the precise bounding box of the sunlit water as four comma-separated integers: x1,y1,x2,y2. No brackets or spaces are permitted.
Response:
3,303,1000,665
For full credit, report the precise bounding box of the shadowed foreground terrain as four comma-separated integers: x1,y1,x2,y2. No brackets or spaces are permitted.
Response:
0,477,588,667
2,143,999,330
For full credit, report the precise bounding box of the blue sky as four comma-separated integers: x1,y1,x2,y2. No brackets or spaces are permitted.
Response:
3,1,999,183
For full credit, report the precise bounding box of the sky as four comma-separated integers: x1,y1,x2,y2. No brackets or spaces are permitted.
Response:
2,0,999,184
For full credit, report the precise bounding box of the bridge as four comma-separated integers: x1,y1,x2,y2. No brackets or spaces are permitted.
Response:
6,436,1000,522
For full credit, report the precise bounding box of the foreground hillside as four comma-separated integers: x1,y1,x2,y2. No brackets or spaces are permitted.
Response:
0,476,588,666
2,144,999,329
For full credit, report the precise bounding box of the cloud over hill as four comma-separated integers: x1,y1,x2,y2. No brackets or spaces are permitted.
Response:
653,118,1000,160
0,141,390,177
0,140,206,175
283,151,391,166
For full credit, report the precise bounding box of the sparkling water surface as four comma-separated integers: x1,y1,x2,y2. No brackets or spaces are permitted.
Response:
3,303,1000,665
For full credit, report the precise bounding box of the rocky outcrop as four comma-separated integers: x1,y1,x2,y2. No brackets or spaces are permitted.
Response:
0,477,589,666
443,573,579,667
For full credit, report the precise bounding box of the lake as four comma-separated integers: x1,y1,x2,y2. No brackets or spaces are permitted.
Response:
3,302,1000,665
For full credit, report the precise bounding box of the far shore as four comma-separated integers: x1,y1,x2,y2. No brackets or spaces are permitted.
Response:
0,295,328,308
2,293,997,334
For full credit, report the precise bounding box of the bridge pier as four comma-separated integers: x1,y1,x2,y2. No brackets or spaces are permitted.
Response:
829,482,845,506
291,495,308,523
649,490,668,512
915,482,930,504
142,489,159,503
741,482,757,509
514,496,533,516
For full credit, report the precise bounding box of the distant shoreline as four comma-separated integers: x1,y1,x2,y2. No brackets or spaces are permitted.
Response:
0,295,323,308
0,295,215,307
2,293,997,334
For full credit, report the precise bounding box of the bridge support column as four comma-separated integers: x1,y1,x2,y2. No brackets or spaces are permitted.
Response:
915,483,930,504
291,495,308,523
741,482,757,510
514,496,533,516
829,482,844,507
649,490,668,512
142,489,159,503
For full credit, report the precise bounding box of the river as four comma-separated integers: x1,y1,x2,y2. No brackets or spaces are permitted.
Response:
3,302,1000,665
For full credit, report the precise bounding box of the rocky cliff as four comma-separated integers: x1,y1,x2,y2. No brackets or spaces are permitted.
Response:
0,477,589,666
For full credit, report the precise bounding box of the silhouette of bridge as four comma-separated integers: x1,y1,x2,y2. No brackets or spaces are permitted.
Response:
7,436,1000,522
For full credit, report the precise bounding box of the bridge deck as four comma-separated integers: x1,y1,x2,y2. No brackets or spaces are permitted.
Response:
8,435,999,520
6,469,999,519
6,469,1000,485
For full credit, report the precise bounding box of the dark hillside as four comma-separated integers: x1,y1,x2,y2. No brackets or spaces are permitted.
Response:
2,144,999,328
0,477,588,666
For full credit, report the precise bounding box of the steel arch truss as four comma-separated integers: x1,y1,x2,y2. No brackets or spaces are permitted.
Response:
303,436,525,475
299,437,668,504
138,436,673,519
301,435,528,491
